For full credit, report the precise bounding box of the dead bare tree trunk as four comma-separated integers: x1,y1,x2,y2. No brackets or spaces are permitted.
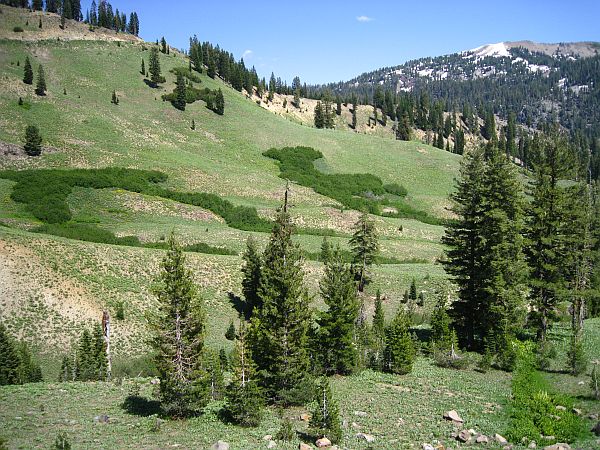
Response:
102,310,112,381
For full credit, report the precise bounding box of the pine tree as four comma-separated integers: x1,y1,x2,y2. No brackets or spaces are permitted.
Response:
396,112,411,141
111,90,119,105
23,56,33,85
352,101,357,129
371,289,386,368
149,234,207,417
24,125,42,156
267,72,276,102
482,110,497,143
62,0,73,20
92,323,107,381
525,131,572,342
16,342,43,383
314,101,324,129
148,47,162,86
442,148,486,349
191,119,195,130
241,237,262,318
320,237,332,264
322,91,335,129
204,348,225,401
317,246,360,375
383,307,415,374
506,112,517,157
173,72,186,111
0,324,20,386
249,207,311,403
207,55,216,79
75,329,95,381
35,64,46,96
59,355,73,382
292,76,301,108
47,0,58,13
225,320,236,341
310,378,342,444
160,36,167,54
214,89,225,115
409,278,418,300
140,58,145,75
430,296,451,349
350,212,379,292
336,95,342,116
223,321,263,426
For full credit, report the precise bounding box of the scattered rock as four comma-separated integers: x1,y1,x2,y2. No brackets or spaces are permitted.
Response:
354,411,368,417
476,434,489,444
543,444,570,450
299,444,312,450
397,418,405,426
422,444,435,450
577,380,585,386
571,408,582,416
355,433,375,443
555,405,566,411
263,435,273,441
315,437,331,448
541,436,555,441
94,415,109,424
528,442,537,449
351,422,360,429
342,420,348,428
589,414,599,421
592,421,600,436
211,441,229,450
300,413,311,422
503,446,513,450
548,414,561,420
443,410,464,423
495,434,508,445
150,378,160,385
267,441,277,449
457,430,470,442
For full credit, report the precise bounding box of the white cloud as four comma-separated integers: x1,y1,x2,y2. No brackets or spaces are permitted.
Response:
242,49,253,59
356,15,373,22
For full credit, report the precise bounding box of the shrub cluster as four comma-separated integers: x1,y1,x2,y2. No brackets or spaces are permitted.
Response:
263,147,442,225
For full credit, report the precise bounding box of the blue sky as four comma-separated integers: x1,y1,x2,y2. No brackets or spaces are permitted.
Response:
82,0,600,84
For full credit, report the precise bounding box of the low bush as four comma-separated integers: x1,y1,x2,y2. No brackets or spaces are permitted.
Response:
383,182,408,197
13,26,24,32
506,342,589,445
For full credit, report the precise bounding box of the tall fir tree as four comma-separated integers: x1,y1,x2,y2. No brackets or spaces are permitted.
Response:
35,64,46,95
32,0,43,10
223,321,263,426
349,212,379,292
442,148,487,349
317,246,360,375
0,324,20,386
314,101,324,129
525,131,572,342
383,307,415,374
173,71,187,111
46,0,59,13
23,56,33,84
148,47,162,86
24,125,42,156
249,206,311,403
149,234,207,417
241,237,262,318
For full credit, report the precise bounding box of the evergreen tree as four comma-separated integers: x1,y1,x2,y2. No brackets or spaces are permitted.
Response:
149,234,207,417
482,109,497,143
314,101,324,129
204,348,225,401
89,0,97,25
371,289,386,368
17,342,43,383
335,95,342,116
454,129,465,154
214,89,224,115
75,329,95,381
59,355,73,382
32,0,42,10
148,47,162,86
292,76,301,108
317,246,360,375
409,278,418,300
525,131,572,342
47,0,58,13
430,296,451,349
173,72,186,111
396,112,411,141
506,112,517,157
225,320,236,341
24,125,42,156
241,237,262,318
352,102,357,129
268,72,276,102
111,90,118,105
350,212,379,292
442,148,486,349
207,55,216,79
249,207,311,403
91,323,107,381
23,56,33,84
383,307,415,374
223,321,263,426
140,58,145,75
35,64,46,95
160,36,167,54
62,0,73,20
322,91,335,129
0,324,20,386
310,378,342,444
319,237,332,264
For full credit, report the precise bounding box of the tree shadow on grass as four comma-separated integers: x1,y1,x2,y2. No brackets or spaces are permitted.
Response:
227,292,248,319
122,395,162,417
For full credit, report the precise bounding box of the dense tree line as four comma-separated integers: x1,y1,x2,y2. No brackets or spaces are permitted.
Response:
0,323,43,385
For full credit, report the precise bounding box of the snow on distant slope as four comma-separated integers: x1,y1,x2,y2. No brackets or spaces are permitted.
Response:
466,42,510,58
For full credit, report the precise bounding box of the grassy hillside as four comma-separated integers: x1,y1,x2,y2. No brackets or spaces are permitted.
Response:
0,5,460,362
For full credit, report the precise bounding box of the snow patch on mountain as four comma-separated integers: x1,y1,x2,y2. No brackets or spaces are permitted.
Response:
466,42,510,58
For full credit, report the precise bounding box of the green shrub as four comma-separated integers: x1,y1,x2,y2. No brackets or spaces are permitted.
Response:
276,417,295,441
13,26,24,32
264,147,443,225
506,342,589,445
383,182,408,197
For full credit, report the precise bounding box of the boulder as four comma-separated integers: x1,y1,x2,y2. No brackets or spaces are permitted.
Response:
475,434,489,444
315,437,331,448
457,430,470,443
422,445,435,450
93,414,110,424
300,413,311,422
355,433,375,443
555,405,566,411
263,435,273,441
443,410,464,423
528,442,537,449
494,434,508,445
543,444,571,450
211,442,229,450
267,441,277,449
299,444,312,450
354,411,368,417
571,408,582,416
